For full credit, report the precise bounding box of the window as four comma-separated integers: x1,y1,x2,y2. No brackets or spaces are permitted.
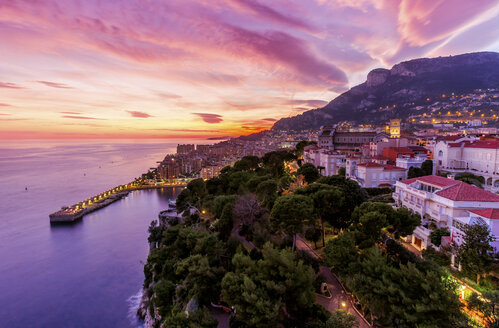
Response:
439,160,442,165
438,150,443,157
372,173,377,180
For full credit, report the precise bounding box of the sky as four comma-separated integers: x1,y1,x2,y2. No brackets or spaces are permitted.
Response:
1,0,499,140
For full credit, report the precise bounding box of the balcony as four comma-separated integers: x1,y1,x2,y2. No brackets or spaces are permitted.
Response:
413,225,432,239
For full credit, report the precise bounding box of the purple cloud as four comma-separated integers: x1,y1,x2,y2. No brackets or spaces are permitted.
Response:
60,111,82,114
126,110,153,118
0,82,23,89
226,0,317,32
286,99,328,108
192,113,223,124
37,81,73,89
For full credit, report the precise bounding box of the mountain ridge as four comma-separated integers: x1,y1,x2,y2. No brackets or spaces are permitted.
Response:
272,52,499,131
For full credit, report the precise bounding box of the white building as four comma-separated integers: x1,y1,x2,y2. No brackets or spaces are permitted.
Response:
303,145,346,176
351,162,406,188
434,139,499,192
450,209,499,251
396,155,427,171
393,175,499,251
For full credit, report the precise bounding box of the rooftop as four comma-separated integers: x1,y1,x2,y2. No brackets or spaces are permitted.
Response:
469,208,499,220
447,140,499,149
400,175,499,202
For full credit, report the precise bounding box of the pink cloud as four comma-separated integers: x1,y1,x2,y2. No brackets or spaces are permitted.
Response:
192,113,224,124
37,81,73,89
224,0,317,32
0,0,498,139
62,115,104,120
126,110,153,118
286,99,328,107
0,82,23,89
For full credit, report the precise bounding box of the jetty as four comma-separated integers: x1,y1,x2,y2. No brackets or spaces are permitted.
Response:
49,179,191,223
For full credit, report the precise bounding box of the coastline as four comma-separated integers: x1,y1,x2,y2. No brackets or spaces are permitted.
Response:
49,183,188,223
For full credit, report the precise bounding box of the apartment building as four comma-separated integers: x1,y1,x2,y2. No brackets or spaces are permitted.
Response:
351,162,406,187
434,138,499,192
393,175,499,251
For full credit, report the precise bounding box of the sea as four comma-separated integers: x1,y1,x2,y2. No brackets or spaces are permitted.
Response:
0,140,209,328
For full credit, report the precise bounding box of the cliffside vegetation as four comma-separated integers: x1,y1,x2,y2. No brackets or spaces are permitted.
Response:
142,145,473,327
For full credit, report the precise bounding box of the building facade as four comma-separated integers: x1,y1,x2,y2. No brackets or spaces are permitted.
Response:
434,139,499,192
351,162,406,187
393,175,499,251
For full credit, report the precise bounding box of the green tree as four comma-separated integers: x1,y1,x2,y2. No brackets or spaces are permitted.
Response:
421,159,433,175
217,202,234,241
176,254,225,305
325,232,358,275
295,140,317,157
176,179,207,213
316,176,367,219
313,187,347,244
455,172,485,188
325,310,358,328
305,226,322,249
338,167,346,177
271,194,315,250
233,155,261,171
221,243,316,327
457,222,495,284
351,203,390,248
430,227,450,247
154,279,176,316
389,207,421,239
164,307,218,328
297,163,320,184
262,150,297,177
256,179,278,209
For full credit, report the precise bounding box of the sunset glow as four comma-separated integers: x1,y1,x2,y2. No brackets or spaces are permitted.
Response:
1,0,499,139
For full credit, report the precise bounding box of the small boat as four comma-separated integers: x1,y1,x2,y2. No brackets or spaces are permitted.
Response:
168,200,176,208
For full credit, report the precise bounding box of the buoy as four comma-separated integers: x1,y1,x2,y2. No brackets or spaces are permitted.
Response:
25,186,28,191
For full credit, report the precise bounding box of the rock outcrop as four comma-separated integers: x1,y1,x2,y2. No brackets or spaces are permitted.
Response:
272,52,499,131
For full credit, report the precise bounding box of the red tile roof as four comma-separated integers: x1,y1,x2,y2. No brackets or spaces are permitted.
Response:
469,208,499,220
358,162,384,168
437,135,464,141
400,175,499,201
448,140,499,149
400,175,458,187
436,183,499,201
389,147,413,154
384,165,406,171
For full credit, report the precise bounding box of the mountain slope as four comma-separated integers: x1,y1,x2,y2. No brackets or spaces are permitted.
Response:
272,52,499,131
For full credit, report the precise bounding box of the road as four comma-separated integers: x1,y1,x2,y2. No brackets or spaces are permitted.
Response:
296,235,371,328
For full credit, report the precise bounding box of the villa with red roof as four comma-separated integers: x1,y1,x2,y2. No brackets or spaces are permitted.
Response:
393,175,499,252
434,138,499,192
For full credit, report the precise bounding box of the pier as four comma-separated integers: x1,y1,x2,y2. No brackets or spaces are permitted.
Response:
49,179,191,223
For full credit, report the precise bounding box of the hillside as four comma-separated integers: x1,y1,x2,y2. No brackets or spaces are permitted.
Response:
272,52,499,131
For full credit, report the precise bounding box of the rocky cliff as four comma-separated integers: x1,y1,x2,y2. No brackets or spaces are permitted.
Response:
272,52,499,130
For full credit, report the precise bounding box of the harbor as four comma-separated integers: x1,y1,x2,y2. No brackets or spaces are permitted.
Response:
49,179,191,223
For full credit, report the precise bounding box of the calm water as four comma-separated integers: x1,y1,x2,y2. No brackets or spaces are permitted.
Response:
0,140,202,327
